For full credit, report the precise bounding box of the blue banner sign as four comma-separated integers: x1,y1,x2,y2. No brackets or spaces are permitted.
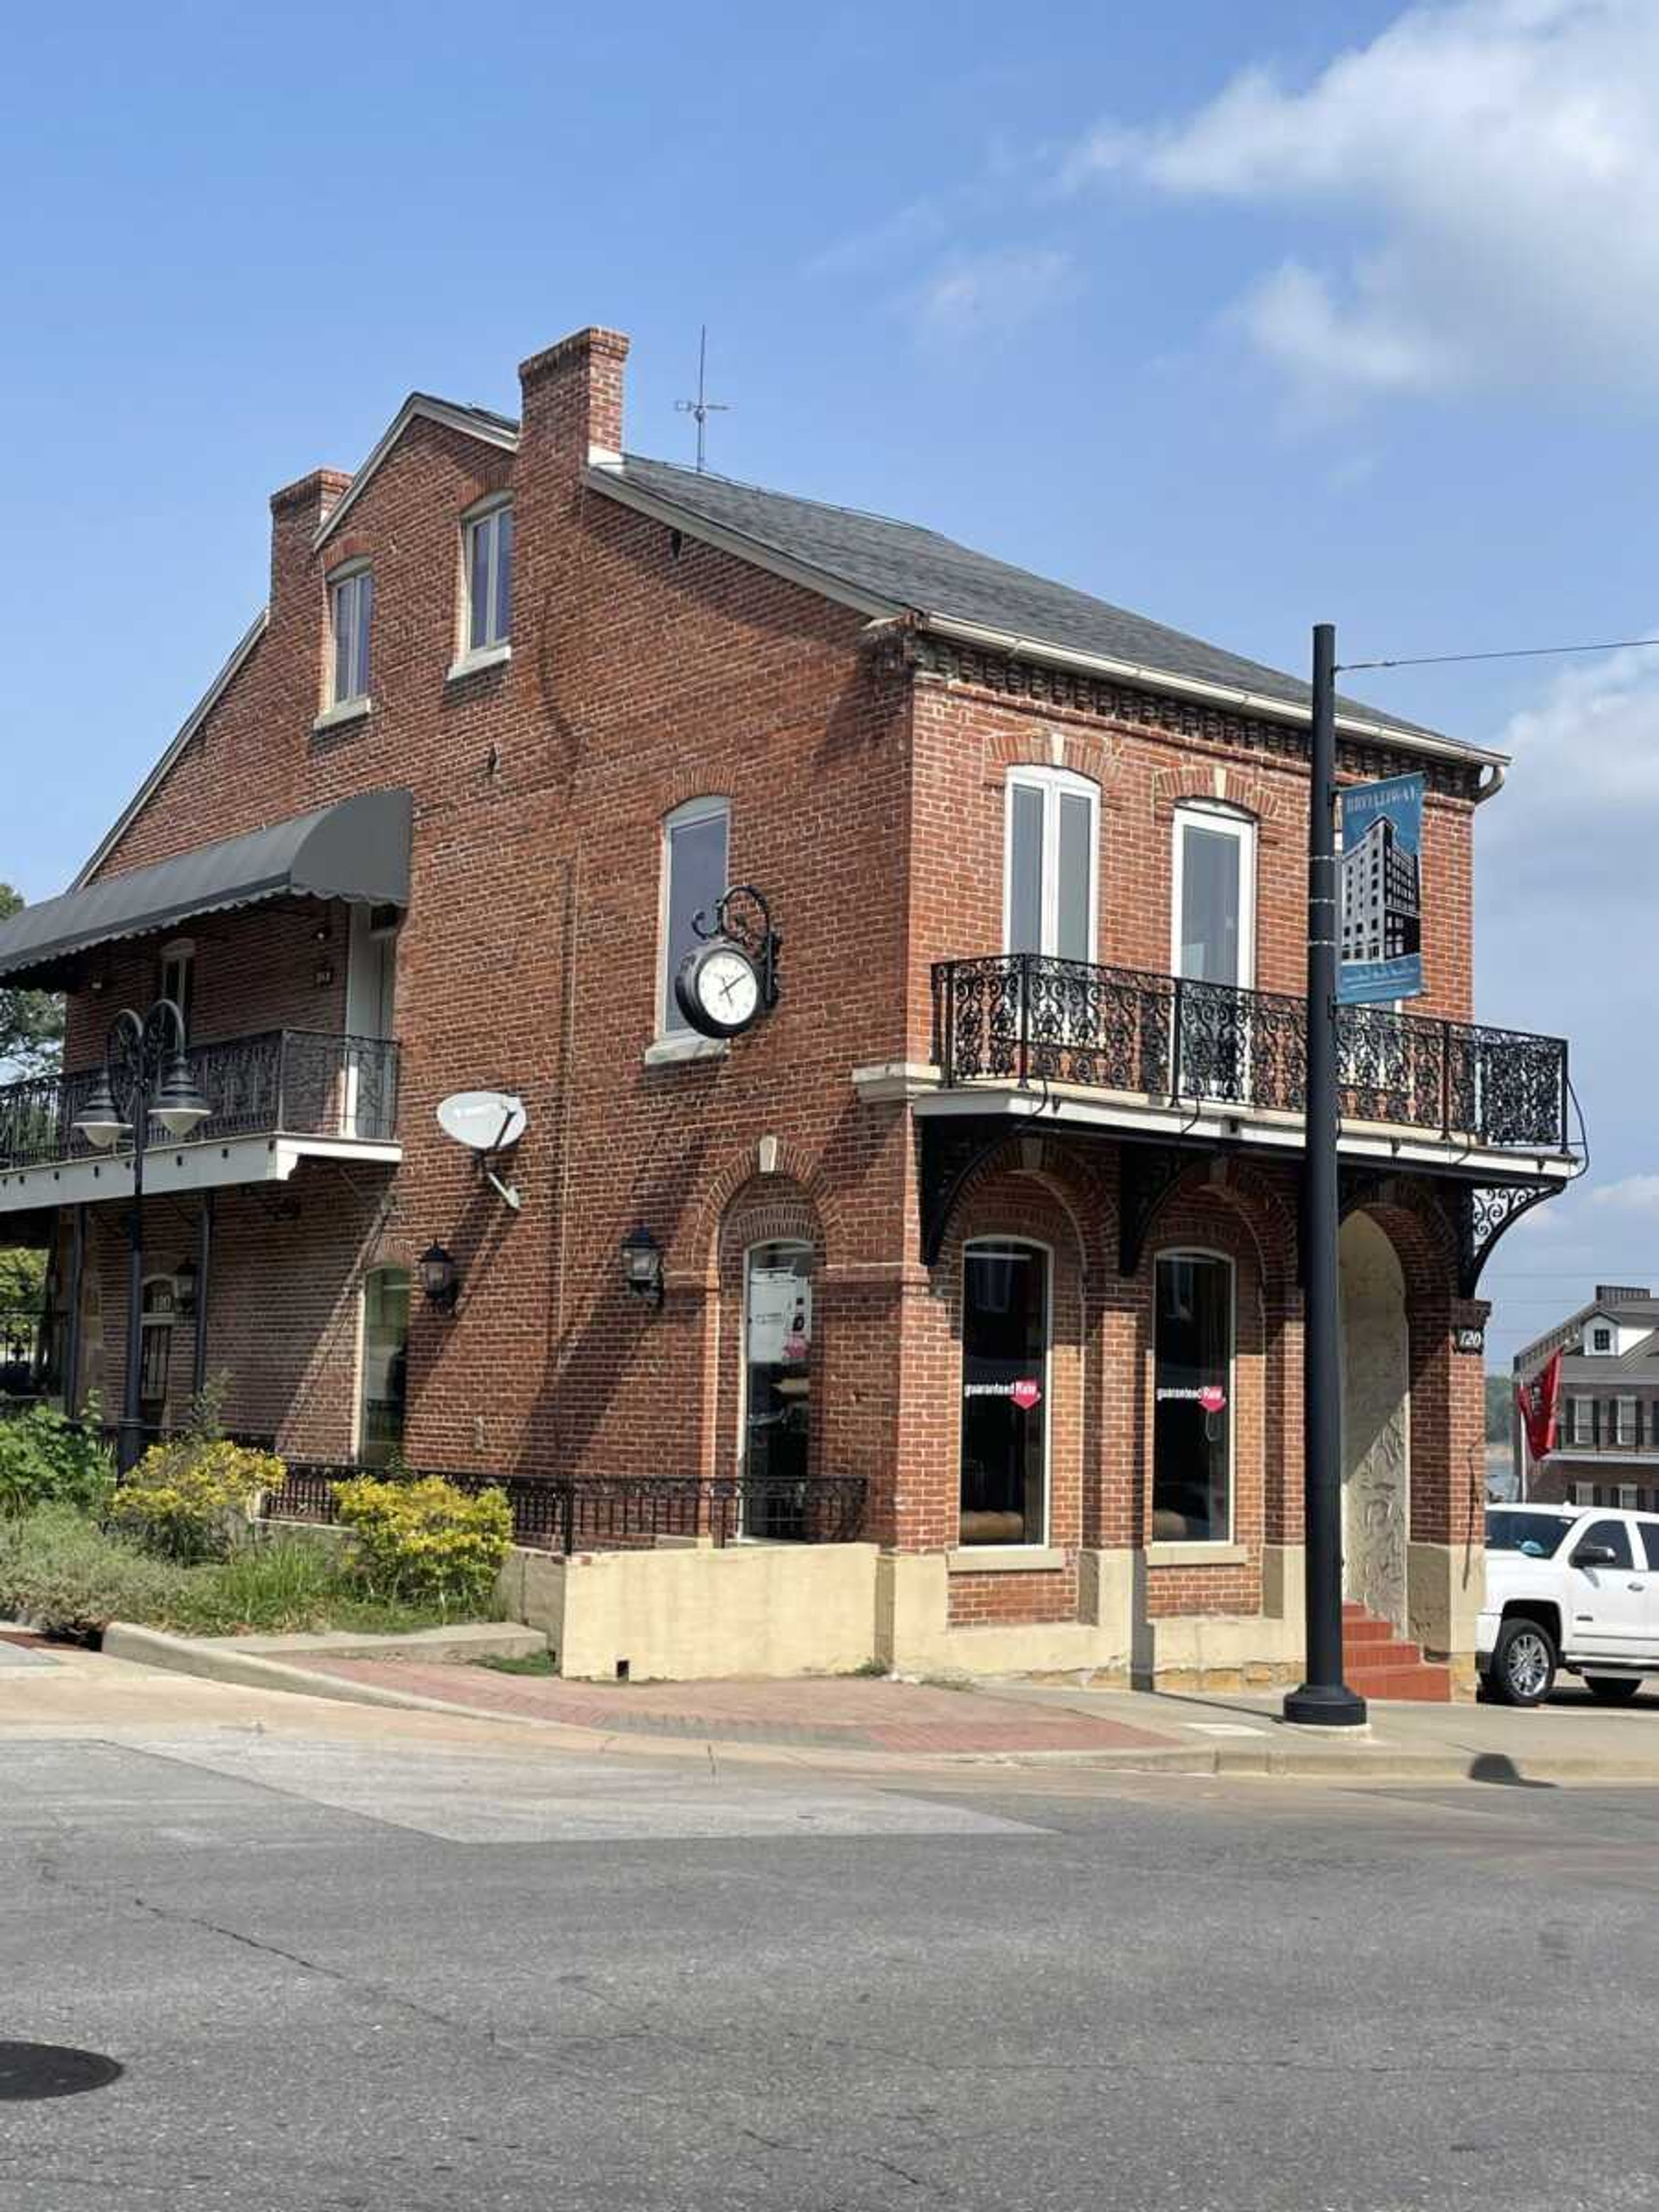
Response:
1337,771,1424,1005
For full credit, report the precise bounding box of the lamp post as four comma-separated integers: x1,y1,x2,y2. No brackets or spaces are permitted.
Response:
73,999,210,1474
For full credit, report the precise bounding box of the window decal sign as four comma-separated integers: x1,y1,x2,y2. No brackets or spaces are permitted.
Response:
964,1378,1043,1409
1338,771,1424,1005
1198,1385,1226,1414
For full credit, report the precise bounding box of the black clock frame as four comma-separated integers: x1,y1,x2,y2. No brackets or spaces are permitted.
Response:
673,884,782,1041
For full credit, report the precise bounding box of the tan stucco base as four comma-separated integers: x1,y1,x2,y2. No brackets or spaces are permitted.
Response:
1406,1538,1485,1694
505,1542,882,1682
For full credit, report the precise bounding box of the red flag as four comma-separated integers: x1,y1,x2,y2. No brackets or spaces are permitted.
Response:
1516,1350,1563,1464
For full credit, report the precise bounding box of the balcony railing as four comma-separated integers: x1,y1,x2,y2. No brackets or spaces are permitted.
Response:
0,1030,400,1174
931,954,1569,1153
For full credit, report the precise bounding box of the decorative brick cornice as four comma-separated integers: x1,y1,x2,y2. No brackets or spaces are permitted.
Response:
911,632,1483,801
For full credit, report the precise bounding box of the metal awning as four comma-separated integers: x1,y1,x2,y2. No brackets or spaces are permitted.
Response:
0,789,413,987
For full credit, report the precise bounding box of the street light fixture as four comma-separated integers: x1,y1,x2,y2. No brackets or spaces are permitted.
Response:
73,998,211,1474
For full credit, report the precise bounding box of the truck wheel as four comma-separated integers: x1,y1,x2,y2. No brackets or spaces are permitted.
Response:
1489,1618,1557,1706
1586,1675,1643,1704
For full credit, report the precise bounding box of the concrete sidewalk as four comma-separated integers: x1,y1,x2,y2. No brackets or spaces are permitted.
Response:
121,1620,1659,1783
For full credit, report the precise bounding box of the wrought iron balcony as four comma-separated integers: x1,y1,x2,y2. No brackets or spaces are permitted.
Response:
0,1030,400,1174
931,954,1569,1154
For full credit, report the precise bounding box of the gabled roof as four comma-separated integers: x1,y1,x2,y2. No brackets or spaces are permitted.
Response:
587,453,1499,766
76,610,269,889
314,392,518,550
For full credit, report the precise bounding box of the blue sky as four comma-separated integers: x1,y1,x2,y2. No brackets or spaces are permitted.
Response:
3,0,1653,1362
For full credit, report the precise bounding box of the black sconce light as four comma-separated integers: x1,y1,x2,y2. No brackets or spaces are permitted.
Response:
620,1224,664,1309
417,1242,460,1314
173,1256,199,1320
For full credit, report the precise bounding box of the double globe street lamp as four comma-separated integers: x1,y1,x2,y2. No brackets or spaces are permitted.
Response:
73,999,212,1474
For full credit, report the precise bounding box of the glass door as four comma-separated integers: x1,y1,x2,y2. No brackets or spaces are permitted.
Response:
1152,1253,1233,1542
357,1267,410,1467
959,1241,1049,1545
1173,809,1255,1102
742,1243,812,1538
343,905,398,1137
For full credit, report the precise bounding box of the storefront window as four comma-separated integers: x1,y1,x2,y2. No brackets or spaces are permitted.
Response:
960,1240,1048,1545
139,1278,176,1431
1153,1252,1233,1542
743,1242,812,1537
358,1267,410,1467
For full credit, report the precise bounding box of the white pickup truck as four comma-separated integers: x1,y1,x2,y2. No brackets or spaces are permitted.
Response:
1480,1505,1659,1705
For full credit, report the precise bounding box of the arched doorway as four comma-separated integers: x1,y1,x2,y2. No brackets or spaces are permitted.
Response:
1340,1212,1410,1629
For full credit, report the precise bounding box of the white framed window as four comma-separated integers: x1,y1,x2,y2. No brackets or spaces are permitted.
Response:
1171,804,1256,988
659,797,729,1036
1617,1396,1637,1447
1003,767,1098,963
463,497,513,655
330,564,373,706
158,938,195,1036
1152,1248,1236,1543
355,1265,410,1467
1589,1323,1614,1354
1569,1395,1593,1445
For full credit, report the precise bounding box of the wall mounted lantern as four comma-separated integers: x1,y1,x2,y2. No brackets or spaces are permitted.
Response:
173,1256,199,1320
417,1242,460,1314
620,1225,664,1309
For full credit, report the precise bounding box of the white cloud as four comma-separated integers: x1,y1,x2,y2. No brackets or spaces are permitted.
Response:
1490,631,1659,826
906,247,1076,340
1591,1175,1659,1214
1062,0,1659,406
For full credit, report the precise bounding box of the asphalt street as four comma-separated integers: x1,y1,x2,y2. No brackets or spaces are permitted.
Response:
3,1721,1659,2212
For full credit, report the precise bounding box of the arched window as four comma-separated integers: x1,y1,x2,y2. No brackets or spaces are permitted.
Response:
1171,803,1256,989
960,1239,1050,1546
1152,1249,1235,1543
659,796,729,1035
356,1266,411,1466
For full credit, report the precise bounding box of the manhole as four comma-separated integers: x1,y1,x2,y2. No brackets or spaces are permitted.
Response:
0,2042,124,2100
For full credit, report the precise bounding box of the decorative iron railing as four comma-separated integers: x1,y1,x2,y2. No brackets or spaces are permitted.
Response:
931,954,1570,1153
264,1465,871,1553
0,1030,400,1173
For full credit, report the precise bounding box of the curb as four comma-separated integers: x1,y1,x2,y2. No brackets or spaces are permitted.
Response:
94,1628,1659,1786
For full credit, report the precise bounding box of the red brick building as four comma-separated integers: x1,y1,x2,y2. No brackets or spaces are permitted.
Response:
0,325,1576,1687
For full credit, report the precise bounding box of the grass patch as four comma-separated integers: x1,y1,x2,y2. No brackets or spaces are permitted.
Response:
0,1508,505,1641
474,1650,556,1677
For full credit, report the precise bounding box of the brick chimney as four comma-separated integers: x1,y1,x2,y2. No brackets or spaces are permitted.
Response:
517,327,629,470
269,467,353,614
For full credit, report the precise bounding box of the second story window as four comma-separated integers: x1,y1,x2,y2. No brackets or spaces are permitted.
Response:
331,565,373,706
464,499,513,654
1173,804,1256,991
660,798,729,1035
1004,768,1097,963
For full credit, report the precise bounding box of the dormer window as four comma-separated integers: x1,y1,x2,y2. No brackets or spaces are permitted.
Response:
1591,1324,1614,1354
464,498,512,655
330,564,373,706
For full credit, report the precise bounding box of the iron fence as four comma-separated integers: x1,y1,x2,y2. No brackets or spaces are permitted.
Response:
0,1030,400,1173
263,1465,870,1553
931,952,1570,1153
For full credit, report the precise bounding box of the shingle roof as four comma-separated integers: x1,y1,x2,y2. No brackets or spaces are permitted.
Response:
598,454,1457,751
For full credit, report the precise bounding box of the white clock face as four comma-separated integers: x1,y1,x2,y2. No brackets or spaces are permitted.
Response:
698,947,760,1028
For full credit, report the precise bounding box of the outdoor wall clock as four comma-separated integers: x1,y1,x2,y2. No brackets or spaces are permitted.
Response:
674,884,782,1041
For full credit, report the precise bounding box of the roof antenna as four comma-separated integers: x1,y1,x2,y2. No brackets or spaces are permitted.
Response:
674,325,729,474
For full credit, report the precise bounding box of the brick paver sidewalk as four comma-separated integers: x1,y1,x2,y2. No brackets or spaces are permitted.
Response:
307,1660,1182,1755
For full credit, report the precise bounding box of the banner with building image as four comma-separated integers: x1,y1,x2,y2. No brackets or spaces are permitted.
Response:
1338,771,1424,1005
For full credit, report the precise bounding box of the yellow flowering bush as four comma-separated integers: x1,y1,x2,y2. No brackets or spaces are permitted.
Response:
112,1438,287,1564
332,1475,511,1612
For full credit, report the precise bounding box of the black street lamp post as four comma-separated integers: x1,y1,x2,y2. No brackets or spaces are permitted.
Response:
73,999,211,1474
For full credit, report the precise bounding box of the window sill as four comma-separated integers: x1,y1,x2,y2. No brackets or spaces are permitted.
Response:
1145,1541,1248,1567
313,696,371,734
445,642,511,683
642,1032,730,1068
947,1545,1067,1575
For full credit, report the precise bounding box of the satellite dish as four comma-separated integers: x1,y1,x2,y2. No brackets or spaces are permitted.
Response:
436,1091,527,1154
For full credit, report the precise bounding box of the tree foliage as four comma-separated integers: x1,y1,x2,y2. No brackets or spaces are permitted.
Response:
0,884,62,1080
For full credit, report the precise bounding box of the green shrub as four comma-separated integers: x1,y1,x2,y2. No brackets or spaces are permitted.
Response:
0,1506,191,1640
333,1475,512,1612
0,1406,115,1519
111,1437,287,1564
